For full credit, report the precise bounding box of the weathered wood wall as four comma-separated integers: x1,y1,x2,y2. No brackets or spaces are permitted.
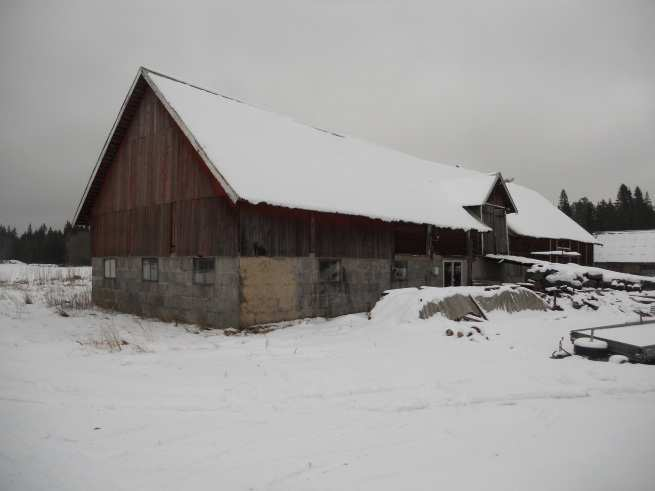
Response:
487,180,513,209
432,228,469,256
509,234,594,266
317,213,395,258
238,203,398,259
481,205,508,254
90,85,237,257
239,204,312,257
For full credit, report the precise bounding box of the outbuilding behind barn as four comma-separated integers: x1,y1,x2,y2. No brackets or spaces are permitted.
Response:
594,230,655,277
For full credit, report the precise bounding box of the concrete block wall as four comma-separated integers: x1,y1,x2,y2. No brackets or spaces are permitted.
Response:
391,254,444,289
92,256,239,329
471,257,502,284
322,257,391,319
92,254,476,329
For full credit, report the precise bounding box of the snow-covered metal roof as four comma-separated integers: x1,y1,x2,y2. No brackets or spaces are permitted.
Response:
142,69,491,232
594,230,655,263
74,67,597,244
505,184,596,243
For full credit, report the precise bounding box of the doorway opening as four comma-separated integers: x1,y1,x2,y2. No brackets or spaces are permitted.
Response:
443,260,465,287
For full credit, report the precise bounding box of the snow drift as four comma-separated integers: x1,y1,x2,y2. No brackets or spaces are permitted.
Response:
371,285,547,323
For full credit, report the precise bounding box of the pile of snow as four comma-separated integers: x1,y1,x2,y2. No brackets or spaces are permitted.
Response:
0,263,91,284
371,285,546,323
541,287,654,318
487,254,655,290
0,259,25,265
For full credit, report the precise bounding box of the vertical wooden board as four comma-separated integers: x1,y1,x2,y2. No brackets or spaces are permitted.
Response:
87,85,238,258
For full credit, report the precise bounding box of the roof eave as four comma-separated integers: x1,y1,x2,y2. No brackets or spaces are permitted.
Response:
72,70,144,226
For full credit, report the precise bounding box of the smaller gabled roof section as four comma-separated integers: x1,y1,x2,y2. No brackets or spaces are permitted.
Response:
442,173,517,213
506,183,596,243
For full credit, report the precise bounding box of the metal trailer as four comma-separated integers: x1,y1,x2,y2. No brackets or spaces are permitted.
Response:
570,319,655,364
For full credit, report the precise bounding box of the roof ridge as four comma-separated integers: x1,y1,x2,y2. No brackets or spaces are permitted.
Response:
139,66,245,104
596,229,655,234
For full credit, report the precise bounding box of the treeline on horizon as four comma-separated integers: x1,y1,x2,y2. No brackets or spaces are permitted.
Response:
558,184,655,233
0,222,89,265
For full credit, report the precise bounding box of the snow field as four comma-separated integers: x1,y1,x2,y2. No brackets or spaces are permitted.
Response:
1,269,655,490
0,263,91,285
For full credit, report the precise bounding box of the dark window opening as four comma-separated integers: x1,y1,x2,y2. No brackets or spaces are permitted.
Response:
319,259,341,283
104,258,116,279
392,260,408,281
253,242,268,256
142,257,158,282
443,260,464,287
193,257,215,285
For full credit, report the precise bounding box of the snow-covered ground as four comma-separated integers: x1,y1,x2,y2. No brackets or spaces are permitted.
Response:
0,262,91,284
1,267,655,490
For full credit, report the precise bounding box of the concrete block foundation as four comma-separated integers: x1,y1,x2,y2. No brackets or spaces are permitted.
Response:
93,254,522,329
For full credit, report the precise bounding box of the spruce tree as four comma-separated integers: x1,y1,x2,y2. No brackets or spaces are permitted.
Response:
615,184,634,230
558,189,572,217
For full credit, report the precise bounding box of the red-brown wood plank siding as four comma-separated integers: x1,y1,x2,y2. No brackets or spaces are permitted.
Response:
317,213,394,258
90,85,236,257
508,234,593,266
238,203,394,259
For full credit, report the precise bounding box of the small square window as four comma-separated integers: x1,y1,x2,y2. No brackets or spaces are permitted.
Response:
193,257,215,285
104,258,116,279
319,259,341,283
392,260,408,281
142,258,158,282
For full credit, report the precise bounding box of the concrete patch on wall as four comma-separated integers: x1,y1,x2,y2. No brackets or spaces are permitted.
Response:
239,257,316,327
239,256,393,327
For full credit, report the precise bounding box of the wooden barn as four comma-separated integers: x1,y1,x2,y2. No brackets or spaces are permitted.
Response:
74,67,596,328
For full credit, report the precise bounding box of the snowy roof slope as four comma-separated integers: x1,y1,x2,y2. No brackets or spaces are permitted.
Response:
506,184,596,243
145,71,491,232
594,230,655,263
76,67,595,243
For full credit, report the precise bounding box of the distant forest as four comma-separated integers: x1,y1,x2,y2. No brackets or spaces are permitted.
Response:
558,184,655,233
0,222,90,265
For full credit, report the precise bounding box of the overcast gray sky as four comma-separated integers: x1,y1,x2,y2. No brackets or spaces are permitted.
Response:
1,0,654,231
